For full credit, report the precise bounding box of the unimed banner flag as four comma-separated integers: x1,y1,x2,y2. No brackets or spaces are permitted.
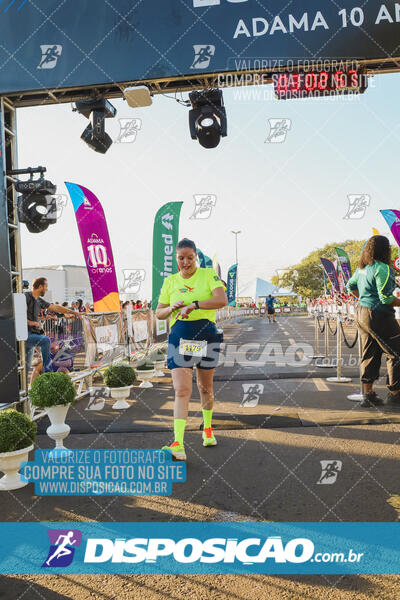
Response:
227,264,237,306
152,202,183,310
65,182,120,312
320,258,340,293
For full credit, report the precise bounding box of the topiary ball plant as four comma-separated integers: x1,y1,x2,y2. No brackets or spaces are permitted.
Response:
0,409,37,453
29,372,77,408
135,357,155,371
104,363,136,388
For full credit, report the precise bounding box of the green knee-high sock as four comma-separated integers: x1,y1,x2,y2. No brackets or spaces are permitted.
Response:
202,408,213,429
174,419,186,446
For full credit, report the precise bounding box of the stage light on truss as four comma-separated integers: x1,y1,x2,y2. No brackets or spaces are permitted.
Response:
74,98,117,154
16,177,57,234
188,89,227,149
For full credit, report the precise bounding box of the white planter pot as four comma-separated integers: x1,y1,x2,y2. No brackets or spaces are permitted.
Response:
153,359,166,377
109,386,133,410
134,369,155,388
45,404,71,452
0,445,34,491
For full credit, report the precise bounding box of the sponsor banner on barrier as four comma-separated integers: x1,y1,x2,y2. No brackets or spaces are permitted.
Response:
133,320,148,343
156,319,168,336
95,324,119,354
82,312,125,367
1,522,400,575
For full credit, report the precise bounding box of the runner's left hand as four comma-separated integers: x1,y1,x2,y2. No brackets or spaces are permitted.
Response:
178,304,195,319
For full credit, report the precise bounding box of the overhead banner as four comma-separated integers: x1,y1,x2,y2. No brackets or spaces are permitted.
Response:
320,258,340,293
227,264,237,306
372,227,380,236
1,1,400,97
381,209,400,247
65,182,120,312
152,202,183,310
335,247,352,282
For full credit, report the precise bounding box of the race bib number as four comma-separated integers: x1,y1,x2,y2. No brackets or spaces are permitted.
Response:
179,339,207,357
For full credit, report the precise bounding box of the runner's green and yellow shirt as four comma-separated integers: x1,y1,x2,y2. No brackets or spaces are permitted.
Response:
158,267,224,326
346,260,395,312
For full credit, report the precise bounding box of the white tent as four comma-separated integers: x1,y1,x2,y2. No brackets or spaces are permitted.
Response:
239,277,298,301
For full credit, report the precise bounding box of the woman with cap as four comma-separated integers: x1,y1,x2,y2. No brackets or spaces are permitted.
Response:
155,238,228,460
346,235,400,408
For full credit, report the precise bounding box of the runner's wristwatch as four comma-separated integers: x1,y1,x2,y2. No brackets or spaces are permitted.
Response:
193,300,200,309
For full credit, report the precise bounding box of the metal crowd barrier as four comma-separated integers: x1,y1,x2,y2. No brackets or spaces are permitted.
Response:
23,305,263,419
307,301,365,400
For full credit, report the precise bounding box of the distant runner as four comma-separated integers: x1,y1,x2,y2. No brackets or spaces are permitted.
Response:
265,294,276,323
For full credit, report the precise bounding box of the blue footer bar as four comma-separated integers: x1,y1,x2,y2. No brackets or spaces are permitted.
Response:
0,522,399,574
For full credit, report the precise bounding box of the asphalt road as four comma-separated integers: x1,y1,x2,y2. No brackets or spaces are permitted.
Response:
2,315,400,599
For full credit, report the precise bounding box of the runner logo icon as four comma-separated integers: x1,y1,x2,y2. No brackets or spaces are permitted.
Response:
343,195,370,219
37,45,62,69
317,460,342,485
241,383,264,407
265,119,291,143
189,195,217,219
115,118,142,143
121,269,146,294
190,45,215,69
42,529,82,568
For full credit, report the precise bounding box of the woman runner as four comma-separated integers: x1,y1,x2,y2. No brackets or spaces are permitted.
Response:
155,238,228,460
346,235,400,408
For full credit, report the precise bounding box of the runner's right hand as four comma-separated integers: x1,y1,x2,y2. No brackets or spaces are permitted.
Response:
170,301,185,312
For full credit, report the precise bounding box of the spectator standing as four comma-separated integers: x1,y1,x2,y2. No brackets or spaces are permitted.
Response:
346,236,400,408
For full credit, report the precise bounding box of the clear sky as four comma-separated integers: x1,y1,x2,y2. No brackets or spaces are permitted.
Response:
17,72,400,299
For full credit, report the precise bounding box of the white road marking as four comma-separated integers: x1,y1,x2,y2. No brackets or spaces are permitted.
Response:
314,378,329,391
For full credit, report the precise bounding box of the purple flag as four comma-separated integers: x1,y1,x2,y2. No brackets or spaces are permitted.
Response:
65,182,120,312
320,258,340,293
381,209,400,247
